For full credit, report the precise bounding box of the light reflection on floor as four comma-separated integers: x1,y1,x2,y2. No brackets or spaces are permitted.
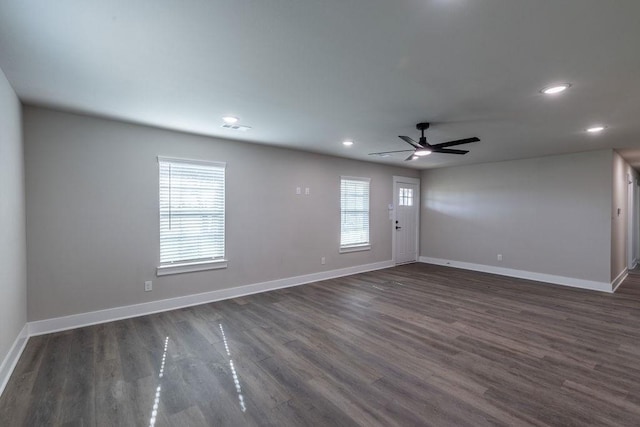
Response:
219,324,247,412
149,336,169,427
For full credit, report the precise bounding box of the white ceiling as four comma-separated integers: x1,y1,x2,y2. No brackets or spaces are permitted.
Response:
1,0,640,169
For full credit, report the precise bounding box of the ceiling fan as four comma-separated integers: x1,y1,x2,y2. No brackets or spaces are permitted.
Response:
369,122,480,161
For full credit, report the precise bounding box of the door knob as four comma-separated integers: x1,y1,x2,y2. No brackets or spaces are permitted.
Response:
396,226,402,230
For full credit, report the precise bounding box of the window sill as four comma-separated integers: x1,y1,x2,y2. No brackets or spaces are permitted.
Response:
339,244,371,254
157,259,228,276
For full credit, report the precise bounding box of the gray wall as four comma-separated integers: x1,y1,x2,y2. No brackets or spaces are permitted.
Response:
420,150,613,284
0,69,26,363
24,106,418,321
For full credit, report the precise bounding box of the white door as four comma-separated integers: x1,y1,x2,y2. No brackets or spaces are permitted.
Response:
393,177,420,264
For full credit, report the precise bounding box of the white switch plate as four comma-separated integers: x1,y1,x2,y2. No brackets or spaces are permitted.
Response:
305,187,310,195
144,281,152,291
321,257,326,265
296,187,301,195
497,254,503,261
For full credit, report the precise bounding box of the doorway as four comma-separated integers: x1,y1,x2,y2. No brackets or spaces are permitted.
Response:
628,174,639,270
393,176,420,264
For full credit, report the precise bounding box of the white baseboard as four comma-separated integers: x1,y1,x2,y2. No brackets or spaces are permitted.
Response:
612,269,628,293
28,260,394,336
419,256,613,293
0,324,29,397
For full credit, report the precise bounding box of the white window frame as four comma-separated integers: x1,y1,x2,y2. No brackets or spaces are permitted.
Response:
156,156,227,276
340,176,371,253
398,187,414,206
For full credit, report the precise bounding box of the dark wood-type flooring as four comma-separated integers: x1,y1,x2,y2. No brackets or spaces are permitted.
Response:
3,263,640,426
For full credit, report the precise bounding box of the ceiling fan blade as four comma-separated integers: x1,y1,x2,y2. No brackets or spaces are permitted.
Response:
432,148,469,155
405,154,417,161
368,149,415,155
431,137,480,149
399,135,422,149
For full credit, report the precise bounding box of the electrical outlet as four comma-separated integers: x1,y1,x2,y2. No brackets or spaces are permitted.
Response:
305,187,310,195
321,257,326,265
497,254,503,261
145,281,153,292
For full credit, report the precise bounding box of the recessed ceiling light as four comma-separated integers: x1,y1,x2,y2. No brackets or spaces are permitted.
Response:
342,140,354,146
222,116,239,124
541,84,571,95
414,149,432,157
587,125,606,133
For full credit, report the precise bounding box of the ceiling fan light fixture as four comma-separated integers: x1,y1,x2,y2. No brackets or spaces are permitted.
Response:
541,84,571,95
369,122,478,160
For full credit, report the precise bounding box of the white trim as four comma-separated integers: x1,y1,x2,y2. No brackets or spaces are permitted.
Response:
0,324,29,397
27,260,394,336
419,256,613,293
392,176,420,265
628,173,635,270
157,259,228,276
340,176,371,183
611,269,628,293
157,156,226,168
392,176,420,184
339,244,371,253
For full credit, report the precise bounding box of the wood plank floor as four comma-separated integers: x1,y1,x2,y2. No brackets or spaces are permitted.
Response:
3,263,640,426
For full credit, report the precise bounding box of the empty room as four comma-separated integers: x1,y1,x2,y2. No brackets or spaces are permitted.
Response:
3,1,640,425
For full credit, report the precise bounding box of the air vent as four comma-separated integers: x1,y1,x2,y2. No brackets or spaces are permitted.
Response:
221,123,252,131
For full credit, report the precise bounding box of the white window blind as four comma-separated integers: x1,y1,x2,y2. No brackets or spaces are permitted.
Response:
340,177,370,248
159,158,225,267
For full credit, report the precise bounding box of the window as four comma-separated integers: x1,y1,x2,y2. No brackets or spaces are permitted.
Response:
340,177,371,252
157,157,226,275
399,188,413,206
